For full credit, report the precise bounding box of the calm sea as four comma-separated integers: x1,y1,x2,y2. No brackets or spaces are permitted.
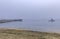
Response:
0,19,60,32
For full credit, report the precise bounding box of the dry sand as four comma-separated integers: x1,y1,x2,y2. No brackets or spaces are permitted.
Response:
0,28,59,39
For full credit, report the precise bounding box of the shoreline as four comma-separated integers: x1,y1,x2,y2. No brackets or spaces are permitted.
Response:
0,28,59,39
0,27,60,34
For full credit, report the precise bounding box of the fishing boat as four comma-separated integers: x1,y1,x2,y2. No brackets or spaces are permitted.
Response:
49,18,55,22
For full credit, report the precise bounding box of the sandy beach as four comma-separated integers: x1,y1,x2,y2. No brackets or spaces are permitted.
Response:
0,28,59,39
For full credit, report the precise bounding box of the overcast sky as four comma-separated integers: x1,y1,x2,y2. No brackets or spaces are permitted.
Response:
0,0,60,19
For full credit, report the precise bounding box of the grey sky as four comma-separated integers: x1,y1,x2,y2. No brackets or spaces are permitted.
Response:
0,0,60,19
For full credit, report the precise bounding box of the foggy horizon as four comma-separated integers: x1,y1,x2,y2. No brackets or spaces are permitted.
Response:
0,0,60,19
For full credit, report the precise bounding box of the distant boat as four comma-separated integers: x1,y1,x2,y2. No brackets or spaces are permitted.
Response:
49,18,55,22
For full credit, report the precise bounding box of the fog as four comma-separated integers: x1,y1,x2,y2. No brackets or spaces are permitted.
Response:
0,0,60,19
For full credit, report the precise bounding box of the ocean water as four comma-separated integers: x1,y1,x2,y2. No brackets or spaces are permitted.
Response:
0,19,60,32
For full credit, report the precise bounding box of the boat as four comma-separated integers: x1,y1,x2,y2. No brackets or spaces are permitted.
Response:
49,18,55,22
